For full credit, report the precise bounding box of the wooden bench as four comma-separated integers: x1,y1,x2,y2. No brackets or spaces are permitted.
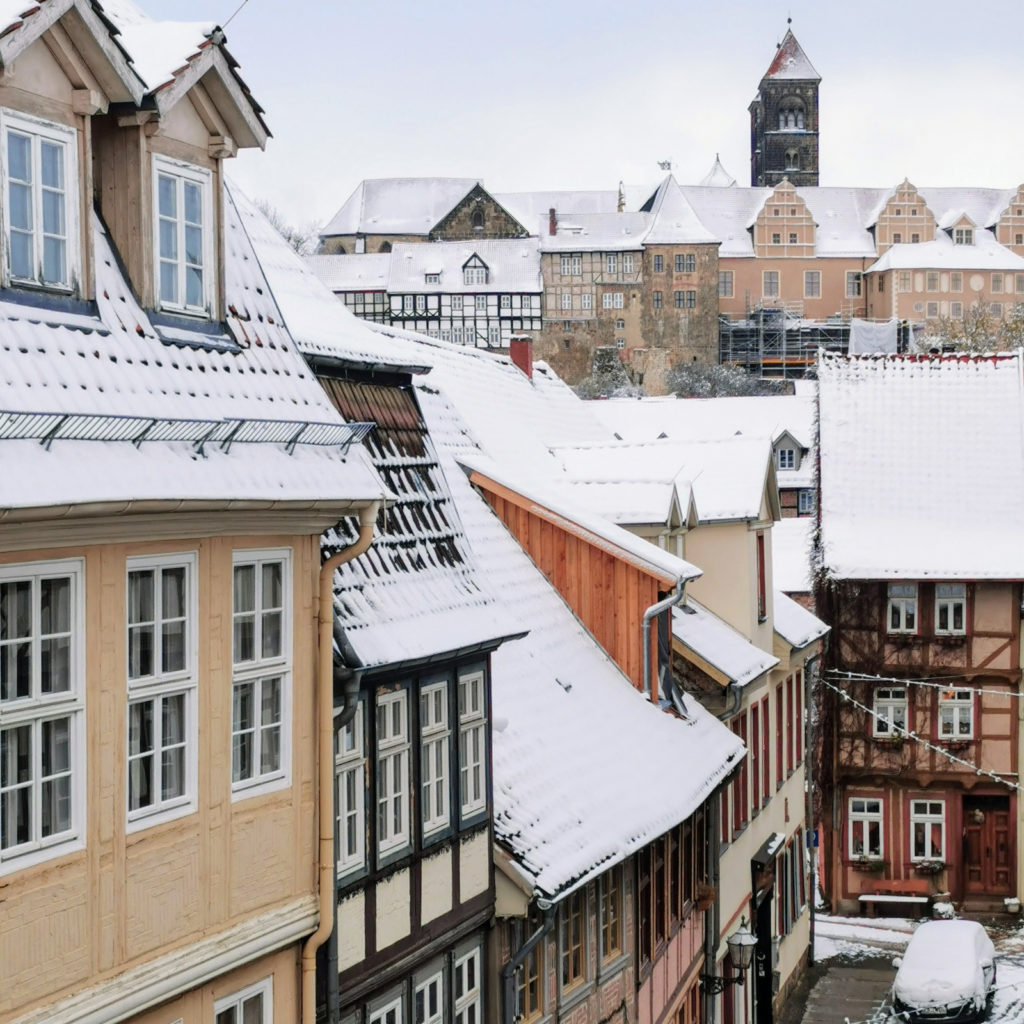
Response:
859,892,930,918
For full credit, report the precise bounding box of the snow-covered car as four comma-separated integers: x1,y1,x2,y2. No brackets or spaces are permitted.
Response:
891,920,996,1024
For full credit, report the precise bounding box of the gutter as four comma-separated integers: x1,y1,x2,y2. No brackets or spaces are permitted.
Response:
715,681,745,722
302,501,381,1024
642,580,687,700
501,903,555,1024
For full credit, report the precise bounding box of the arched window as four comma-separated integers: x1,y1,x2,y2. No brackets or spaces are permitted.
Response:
379,241,392,253
778,98,805,130
785,150,800,170
471,209,485,232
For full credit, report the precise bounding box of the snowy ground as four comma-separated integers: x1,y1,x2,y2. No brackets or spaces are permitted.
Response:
812,914,1024,1024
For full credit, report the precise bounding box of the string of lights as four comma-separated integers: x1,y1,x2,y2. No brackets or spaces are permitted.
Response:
828,668,1024,701
820,677,1022,794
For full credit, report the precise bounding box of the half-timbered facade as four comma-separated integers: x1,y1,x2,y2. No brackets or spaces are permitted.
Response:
817,352,1024,915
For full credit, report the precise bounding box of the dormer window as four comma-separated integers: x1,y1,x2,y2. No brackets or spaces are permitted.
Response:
777,447,796,470
425,273,440,285
954,227,973,245
154,156,213,317
2,111,78,291
463,254,488,286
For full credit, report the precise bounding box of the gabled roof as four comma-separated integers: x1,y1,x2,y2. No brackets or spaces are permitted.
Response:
538,210,652,252
699,155,737,188
306,253,391,292
761,28,820,82
389,239,541,293
773,591,828,649
818,352,1024,580
672,599,779,688
867,231,1024,273
321,178,481,239
644,175,718,246
495,188,644,234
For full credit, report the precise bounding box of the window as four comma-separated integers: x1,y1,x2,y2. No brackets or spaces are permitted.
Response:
911,233,920,243
925,271,939,292
789,232,798,245
154,156,212,315
764,271,779,298
991,302,1004,317
454,946,481,1024
415,972,443,1024
800,269,820,298
992,273,1004,294
892,233,902,244
499,294,510,309
126,554,196,826
911,209,919,217
719,270,733,297
935,583,966,635
798,489,814,514
887,583,917,634
463,262,488,286
425,273,440,285
615,338,625,349
615,318,625,330
954,227,973,245
750,702,761,811
951,301,963,318
487,325,499,347
602,292,613,309
1017,274,1024,293
606,253,617,274
756,531,767,621
785,149,799,170
560,254,582,276
938,689,973,739
471,208,484,233
560,292,572,311
377,689,410,855
231,551,289,795
927,301,939,318
674,290,684,308
560,888,586,990
846,271,862,298
413,295,425,314
1017,235,1024,247
622,253,634,273
898,271,911,291
580,292,592,310
370,997,403,1024
600,866,622,960
513,913,543,1022
420,680,449,838
652,290,663,309
777,448,795,470
0,560,82,867
849,797,883,858
336,705,365,877
2,111,78,290
653,254,664,273
603,292,624,309
675,253,695,273
910,800,945,861
215,977,271,1024
771,232,781,245
451,295,463,312
458,670,486,818
474,295,486,313
872,687,907,737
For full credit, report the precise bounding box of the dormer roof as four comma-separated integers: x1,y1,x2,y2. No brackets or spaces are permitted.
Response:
698,155,737,188
761,28,820,83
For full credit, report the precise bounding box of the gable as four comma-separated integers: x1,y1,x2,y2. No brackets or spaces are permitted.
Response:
752,180,816,256
996,184,1024,253
431,183,529,241
874,180,936,252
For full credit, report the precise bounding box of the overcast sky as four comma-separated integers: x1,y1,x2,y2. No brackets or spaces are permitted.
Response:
143,0,1024,231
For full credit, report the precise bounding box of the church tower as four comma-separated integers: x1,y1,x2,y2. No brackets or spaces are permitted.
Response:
749,24,820,188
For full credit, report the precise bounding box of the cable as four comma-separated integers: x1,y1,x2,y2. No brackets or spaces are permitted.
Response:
223,0,250,28
828,668,1024,701
821,678,1021,793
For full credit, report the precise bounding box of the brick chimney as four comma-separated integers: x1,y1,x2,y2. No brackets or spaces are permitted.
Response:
509,335,533,380
548,207,557,236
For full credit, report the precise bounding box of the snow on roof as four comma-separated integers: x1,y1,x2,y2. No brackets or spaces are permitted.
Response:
538,211,652,252
0,185,388,511
919,187,1013,231
388,239,541,293
772,517,815,593
306,253,390,292
818,352,1024,579
495,189,639,234
418,383,744,897
761,29,820,81
698,155,737,188
320,178,480,238
644,176,719,245
672,598,778,687
554,477,693,528
867,231,1024,273
773,590,828,648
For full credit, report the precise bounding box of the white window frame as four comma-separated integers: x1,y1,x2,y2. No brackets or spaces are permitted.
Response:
474,294,486,312
606,253,617,274
125,552,197,831
414,969,444,1024
804,270,821,298
777,448,795,470
560,292,572,311
951,301,963,318
420,680,450,839
453,945,482,1024
231,549,291,798
602,292,613,309
152,155,214,318
376,688,410,857
872,687,907,737
499,294,511,309
938,689,974,740
458,670,486,819
451,295,463,311
910,799,945,861
336,703,365,878
0,109,80,292
214,976,272,1024
622,253,634,274
848,797,883,859
954,227,973,245
580,292,592,310
951,272,963,292
612,292,624,309
370,994,404,1024
846,271,862,298
797,489,815,514
887,583,917,635
935,583,966,636
764,271,780,298
0,559,84,872
560,254,582,276
719,270,734,298
926,301,939,318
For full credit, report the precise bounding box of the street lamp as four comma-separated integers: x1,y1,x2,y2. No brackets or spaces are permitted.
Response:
699,919,758,995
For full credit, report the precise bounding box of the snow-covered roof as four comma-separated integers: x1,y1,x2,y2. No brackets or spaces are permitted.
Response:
496,188,647,235
0,184,388,512
644,176,719,245
321,178,480,239
388,239,541,293
761,29,820,81
772,517,815,593
773,590,828,649
818,352,1024,579
672,599,778,687
306,253,390,292
867,231,1024,273
538,211,652,252
699,156,737,188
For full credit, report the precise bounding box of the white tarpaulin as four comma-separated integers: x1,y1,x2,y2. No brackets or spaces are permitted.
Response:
848,318,898,354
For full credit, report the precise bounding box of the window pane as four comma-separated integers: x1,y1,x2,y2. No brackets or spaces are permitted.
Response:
158,175,176,217
128,571,154,624
162,620,185,674
40,141,62,190
0,580,31,640
261,611,281,659
184,182,202,225
234,565,256,613
185,265,203,308
159,218,177,260
128,624,153,679
162,568,185,619
8,132,30,183
42,235,65,285
262,562,282,609
42,188,64,236
184,224,202,266
8,228,31,279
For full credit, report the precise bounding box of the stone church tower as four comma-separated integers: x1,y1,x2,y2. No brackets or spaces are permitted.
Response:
749,24,820,187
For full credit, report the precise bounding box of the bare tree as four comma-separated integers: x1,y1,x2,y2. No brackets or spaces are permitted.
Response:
919,301,1024,353
254,198,320,257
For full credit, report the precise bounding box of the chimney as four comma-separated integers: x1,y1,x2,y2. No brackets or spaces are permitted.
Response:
548,207,557,236
510,335,533,380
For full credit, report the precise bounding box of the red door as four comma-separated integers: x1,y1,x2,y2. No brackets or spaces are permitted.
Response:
963,796,1012,895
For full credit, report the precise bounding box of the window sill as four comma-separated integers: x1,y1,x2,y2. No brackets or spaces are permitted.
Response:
597,950,631,983
558,978,594,1015
126,799,196,836
0,835,85,877
230,772,291,803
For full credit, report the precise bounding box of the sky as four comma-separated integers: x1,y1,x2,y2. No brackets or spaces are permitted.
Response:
143,0,1024,232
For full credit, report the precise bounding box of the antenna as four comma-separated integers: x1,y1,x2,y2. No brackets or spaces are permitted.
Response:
223,0,251,29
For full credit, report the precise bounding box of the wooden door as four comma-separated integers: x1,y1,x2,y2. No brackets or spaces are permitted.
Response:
963,797,1012,895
